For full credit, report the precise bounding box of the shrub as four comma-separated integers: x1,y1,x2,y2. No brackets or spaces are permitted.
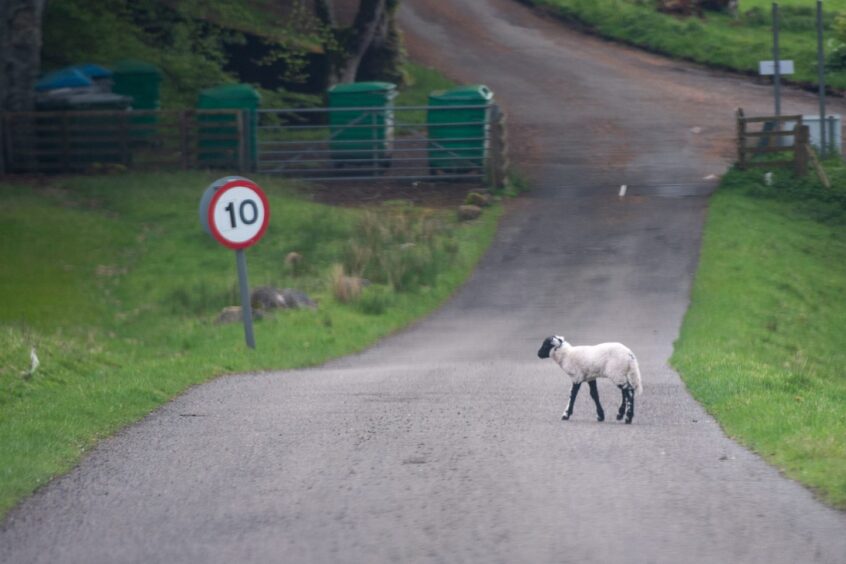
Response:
357,285,395,315
342,204,459,293
329,264,362,304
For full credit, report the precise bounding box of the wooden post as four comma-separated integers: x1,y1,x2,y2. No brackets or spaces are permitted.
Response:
179,110,190,170
119,112,130,166
0,113,6,175
806,143,831,188
794,124,809,177
486,104,509,190
486,105,500,188
61,113,70,172
236,110,247,173
736,108,747,169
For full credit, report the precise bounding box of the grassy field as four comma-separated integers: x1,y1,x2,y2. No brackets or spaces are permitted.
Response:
0,171,501,518
523,0,846,90
672,164,846,508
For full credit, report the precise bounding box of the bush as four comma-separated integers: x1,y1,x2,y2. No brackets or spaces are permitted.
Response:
342,205,459,293
329,264,362,304
357,285,395,315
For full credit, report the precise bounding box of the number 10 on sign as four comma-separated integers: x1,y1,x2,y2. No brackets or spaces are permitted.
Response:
199,177,270,348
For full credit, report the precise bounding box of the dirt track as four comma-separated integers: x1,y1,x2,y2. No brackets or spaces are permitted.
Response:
2,1,846,562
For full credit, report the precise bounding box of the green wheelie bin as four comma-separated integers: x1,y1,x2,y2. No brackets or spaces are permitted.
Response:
328,82,397,171
427,85,493,174
112,59,163,146
197,84,261,170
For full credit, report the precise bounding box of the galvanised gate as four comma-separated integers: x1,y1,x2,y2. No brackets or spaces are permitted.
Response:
256,103,507,185
1,104,508,186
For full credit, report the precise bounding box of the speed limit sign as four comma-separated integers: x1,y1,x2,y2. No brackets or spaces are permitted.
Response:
200,177,269,249
199,176,271,349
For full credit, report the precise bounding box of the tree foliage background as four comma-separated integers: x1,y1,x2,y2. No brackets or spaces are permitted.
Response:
3,0,405,110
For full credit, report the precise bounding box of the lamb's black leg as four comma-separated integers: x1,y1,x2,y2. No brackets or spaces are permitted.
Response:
616,387,627,421
562,382,581,420
625,388,635,424
588,380,604,422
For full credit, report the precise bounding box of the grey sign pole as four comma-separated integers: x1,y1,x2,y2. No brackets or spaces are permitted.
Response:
773,2,781,118
236,249,256,349
200,176,268,350
817,0,827,156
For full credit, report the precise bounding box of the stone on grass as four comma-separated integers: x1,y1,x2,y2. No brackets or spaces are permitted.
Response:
216,306,244,325
458,205,483,221
215,305,268,325
251,286,287,310
251,286,317,311
280,288,317,309
465,191,491,207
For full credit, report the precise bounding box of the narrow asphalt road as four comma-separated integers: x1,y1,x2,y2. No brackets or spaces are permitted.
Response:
3,1,846,562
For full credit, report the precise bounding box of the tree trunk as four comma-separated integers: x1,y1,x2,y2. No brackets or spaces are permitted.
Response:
355,0,404,85
313,0,336,27
0,0,48,173
337,0,387,84
1,0,47,111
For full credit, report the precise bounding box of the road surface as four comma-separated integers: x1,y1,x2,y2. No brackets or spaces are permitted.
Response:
2,1,845,562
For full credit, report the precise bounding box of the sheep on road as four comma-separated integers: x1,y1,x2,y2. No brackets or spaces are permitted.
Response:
538,336,643,424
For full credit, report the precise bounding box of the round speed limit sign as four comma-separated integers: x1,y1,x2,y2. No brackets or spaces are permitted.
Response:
199,177,270,250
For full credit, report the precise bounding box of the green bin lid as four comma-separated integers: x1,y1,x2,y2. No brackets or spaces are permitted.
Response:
198,84,261,107
429,84,493,102
112,59,162,78
328,81,397,95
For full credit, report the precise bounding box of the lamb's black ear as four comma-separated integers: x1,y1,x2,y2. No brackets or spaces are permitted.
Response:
537,336,553,359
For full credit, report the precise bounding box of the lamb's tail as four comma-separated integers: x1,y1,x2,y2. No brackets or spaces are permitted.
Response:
629,354,643,396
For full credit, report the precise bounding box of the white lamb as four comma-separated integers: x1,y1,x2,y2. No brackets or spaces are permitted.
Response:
537,335,643,424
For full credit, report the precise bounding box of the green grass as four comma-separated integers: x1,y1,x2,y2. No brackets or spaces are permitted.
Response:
672,165,846,508
0,171,501,517
524,0,846,90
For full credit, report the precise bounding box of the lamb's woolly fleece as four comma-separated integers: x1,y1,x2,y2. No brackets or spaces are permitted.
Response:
550,338,643,395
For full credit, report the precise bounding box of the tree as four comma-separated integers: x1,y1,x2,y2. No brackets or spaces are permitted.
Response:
0,0,48,172
1,0,48,111
315,0,403,86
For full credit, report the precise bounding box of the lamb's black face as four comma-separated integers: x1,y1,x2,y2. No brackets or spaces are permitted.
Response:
537,336,563,359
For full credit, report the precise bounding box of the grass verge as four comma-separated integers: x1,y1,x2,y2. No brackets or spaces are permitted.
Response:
520,0,846,91
672,164,846,508
0,171,501,518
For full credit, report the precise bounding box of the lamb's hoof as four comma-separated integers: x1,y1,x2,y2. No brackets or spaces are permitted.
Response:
616,413,624,421
625,418,633,425
597,414,605,422
561,414,570,421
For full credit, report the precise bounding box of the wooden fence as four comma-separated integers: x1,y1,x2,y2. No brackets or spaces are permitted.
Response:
1,105,510,187
736,108,808,176
1,109,248,174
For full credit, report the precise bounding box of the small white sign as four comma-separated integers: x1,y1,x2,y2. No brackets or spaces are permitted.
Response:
759,60,794,76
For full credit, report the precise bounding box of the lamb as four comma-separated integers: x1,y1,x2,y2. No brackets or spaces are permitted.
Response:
537,335,643,424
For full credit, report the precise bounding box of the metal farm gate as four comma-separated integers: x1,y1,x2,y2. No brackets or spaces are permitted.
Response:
1,105,508,186
256,104,507,184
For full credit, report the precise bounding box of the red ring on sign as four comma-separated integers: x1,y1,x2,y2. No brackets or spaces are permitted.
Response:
206,179,270,250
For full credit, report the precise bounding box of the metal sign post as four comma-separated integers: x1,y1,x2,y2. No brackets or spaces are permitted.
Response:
817,0,827,156
234,249,255,348
773,2,782,118
199,176,270,349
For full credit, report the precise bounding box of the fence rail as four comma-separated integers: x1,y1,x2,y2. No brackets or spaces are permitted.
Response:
2,109,247,174
1,104,508,187
736,108,808,176
255,104,505,184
